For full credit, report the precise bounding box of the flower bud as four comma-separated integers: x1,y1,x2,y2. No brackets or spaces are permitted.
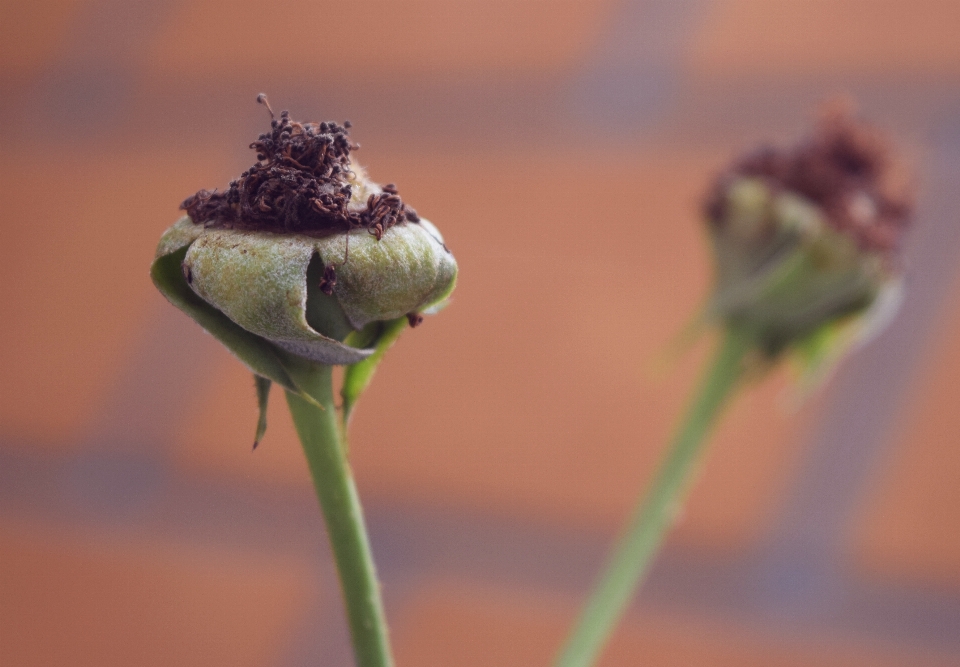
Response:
702,104,911,361
151,97,456,397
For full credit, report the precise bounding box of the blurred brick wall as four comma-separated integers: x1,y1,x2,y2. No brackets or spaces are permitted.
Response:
2,1,960,665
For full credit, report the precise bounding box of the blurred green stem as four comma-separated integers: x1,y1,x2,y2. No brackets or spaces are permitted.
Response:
555,326,751,667
285,365,393,667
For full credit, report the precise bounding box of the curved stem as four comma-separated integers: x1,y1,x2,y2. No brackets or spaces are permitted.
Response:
285,365,394,667
555,327,752,667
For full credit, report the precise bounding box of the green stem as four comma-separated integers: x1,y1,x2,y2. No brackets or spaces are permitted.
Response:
285,365,394,667
555,326,752,667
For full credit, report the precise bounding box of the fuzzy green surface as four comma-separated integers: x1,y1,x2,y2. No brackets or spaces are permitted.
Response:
151,245,299,391
317,220,457,329
155,215,204,258
178,221,455,362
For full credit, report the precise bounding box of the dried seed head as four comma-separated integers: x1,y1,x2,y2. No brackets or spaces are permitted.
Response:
180,95,419,240
703,102,913,359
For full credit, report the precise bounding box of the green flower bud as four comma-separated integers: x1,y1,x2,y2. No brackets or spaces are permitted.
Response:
151,97,457,427
158,214,455,365
702,105,911,364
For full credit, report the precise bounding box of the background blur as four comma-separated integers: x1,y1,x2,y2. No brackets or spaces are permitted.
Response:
3,0,960,665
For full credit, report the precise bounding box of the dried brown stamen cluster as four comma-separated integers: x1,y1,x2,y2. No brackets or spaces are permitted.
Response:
181,95,419,238
705,104,912,255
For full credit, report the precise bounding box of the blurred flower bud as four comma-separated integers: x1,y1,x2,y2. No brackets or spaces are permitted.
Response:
702,104,911,362
152,97,457,375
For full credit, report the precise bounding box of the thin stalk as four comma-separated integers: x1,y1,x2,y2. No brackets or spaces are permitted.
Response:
555,327,752,667
285,365,393,667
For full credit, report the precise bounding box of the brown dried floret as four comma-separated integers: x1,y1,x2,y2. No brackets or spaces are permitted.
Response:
181,95,419,238
704,102,912,255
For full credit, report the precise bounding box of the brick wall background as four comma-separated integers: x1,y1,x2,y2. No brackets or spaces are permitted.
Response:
2,1,960,665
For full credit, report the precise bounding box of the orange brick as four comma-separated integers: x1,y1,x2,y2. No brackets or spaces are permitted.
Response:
172,150,810,551
392,580,956,667
146,0,614,83
174,348,312,488
854,283,960,588
0,1,84,82
0,518,314,667
689,0,960,79
0,150,231,447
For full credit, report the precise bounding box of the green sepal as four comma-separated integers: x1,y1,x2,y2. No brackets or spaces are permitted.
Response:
791,317,849,395
789,278,903,400
154,216,204,259
182,229,375,365
341,317,408,426
253,375,271,449
320,220,458,329
152,223,333,411
151,246,300,393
